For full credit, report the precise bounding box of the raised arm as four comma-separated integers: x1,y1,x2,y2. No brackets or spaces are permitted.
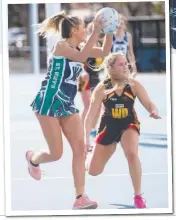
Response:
133,80,161,119
89,34,113,58
84,83,106,148
54,17,109,62
54,31,100,63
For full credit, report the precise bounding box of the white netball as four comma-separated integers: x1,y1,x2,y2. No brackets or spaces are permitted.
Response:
96,7,120,34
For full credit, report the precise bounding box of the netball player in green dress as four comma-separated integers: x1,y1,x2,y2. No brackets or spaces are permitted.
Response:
25,10,113,209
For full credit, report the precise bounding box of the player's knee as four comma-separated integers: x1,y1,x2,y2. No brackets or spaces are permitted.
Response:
88,167,103,176
125,150,138,162
53,153,62,161
49,149,63,161
72,139,85,158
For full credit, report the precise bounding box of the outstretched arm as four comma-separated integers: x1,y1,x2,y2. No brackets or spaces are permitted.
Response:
134,80,161,119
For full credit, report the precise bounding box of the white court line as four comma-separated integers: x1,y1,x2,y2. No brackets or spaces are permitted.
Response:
12,172,168,181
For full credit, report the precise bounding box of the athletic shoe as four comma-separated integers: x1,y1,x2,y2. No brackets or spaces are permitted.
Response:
72,194,98,209
25,150,42,180
134,194,146,208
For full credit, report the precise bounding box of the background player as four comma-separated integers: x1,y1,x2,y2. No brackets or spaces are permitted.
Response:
111,14,137,73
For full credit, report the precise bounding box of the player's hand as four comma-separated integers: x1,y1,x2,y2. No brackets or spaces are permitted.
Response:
92,14,108,34
92,16,102,34
149,110,161,119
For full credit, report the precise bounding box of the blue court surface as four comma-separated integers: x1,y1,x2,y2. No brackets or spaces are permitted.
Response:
8,73,172,214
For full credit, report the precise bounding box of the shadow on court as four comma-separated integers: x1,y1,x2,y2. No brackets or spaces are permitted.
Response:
109,204,135,209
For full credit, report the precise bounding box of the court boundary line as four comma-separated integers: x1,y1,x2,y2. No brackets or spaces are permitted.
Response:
11,172,168,181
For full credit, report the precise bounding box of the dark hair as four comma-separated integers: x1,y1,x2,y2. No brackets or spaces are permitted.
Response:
61,16,81,38
37,10,81,38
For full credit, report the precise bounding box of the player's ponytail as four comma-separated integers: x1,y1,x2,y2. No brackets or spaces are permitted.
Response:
37,10,81,38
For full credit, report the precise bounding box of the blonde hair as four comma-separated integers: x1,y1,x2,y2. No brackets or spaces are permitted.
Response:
37,10,81,38
100,52,136,89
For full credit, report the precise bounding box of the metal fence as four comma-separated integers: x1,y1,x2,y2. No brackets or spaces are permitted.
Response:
128,16,165,72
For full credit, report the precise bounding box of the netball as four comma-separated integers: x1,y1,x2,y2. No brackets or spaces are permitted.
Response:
96,7,120,34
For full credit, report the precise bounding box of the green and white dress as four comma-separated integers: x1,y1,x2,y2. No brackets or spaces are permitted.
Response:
31,55,84,117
